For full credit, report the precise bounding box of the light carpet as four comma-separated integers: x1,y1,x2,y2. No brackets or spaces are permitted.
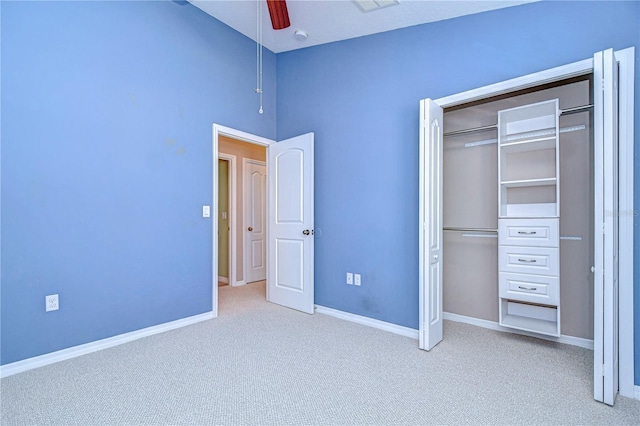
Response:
1,281,639,425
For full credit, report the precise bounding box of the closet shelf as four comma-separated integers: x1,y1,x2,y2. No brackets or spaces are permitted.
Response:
500,313,559,337
502,202,558,218
500,178,556,188
500,136,556,153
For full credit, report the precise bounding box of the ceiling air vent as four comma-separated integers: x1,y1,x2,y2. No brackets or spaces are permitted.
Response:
353,0,400,13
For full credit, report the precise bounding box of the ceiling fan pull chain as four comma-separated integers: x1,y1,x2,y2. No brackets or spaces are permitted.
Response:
255,0,264,114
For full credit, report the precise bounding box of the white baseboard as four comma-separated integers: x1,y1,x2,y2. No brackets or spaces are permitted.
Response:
218,276,229,284
314,305,419,340
635,386,640,401
231,280,246,287
443,312,594,350
0,311,214,379
313,307,594,350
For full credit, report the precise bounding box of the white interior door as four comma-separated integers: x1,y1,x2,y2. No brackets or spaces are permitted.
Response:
593,48,619,405
419,99,444,351
244,160,266,284
267,133,314,314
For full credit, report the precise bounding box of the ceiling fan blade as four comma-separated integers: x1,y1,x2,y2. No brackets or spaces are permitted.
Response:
266,0,290,30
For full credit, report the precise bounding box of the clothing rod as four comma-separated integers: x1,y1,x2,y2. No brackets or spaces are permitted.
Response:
443,103,593,137
462,233,498,238
444,125,496,137
443,227,498,233
561,104,594,115
560,235,583,241
463,124,586,148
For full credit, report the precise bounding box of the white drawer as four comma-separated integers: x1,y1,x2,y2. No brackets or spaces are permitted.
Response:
499,218,558,247
499,272,559,305
498,246,559,276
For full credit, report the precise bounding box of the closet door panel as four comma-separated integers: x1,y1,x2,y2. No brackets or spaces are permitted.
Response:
443,232,498,322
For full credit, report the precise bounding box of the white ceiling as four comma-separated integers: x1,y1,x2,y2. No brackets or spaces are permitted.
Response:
189,0,538,53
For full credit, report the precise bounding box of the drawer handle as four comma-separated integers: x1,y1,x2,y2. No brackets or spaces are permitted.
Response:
518,258,537,263
518,285,538,291
517,231,537,235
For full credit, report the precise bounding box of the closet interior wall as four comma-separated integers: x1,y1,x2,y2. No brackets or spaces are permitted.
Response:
442,77,594,340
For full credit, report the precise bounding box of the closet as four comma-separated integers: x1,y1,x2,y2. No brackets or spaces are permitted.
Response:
441,76,593,341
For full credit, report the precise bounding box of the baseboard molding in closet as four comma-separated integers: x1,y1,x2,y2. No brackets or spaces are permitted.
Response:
443,312,594,350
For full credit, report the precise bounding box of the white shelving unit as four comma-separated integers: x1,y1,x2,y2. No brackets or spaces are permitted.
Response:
497,99,560,337
498,99,560,219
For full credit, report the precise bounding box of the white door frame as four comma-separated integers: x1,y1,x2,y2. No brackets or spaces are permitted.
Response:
217,153,237,287
421,47,635,399
243,158,267,284
212,124,274,318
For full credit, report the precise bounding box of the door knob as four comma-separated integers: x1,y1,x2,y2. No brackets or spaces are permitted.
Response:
248,227,253,232
433,254,439,260
303,229,310,235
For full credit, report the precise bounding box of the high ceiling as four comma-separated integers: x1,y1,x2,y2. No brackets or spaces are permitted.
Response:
189,0,538,53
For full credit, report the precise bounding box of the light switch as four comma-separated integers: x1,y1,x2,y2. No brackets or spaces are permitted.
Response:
202,205,210,218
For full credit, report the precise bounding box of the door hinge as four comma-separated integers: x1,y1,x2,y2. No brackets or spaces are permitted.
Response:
602,364,606,376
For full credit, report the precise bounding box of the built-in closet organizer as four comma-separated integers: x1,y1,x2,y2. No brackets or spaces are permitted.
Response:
442,77,593,341
498,99,560,336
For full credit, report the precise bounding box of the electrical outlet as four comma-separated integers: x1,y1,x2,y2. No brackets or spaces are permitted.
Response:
45,294,59,312
346,272,353,285
354,274,361,286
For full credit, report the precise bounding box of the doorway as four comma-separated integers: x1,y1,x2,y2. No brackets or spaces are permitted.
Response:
212,124,316,318
217,136,267,287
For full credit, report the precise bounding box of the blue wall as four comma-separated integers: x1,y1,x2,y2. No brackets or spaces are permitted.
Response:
276,1,640,383
1,1,275,364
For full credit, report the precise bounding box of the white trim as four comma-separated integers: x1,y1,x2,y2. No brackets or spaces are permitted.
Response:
212,124,275,317
615,47,635,399
218,276,229,284
218,153,237,291
0,312,213,378
635,386,640,401
443,312,594,350
233,279,246,287
242,158,267,285
215,124,274,147
314,305,420,340
435,58,593,107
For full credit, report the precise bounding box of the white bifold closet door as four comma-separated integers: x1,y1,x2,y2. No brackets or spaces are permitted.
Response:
593,48,619,406
419,99,444,351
